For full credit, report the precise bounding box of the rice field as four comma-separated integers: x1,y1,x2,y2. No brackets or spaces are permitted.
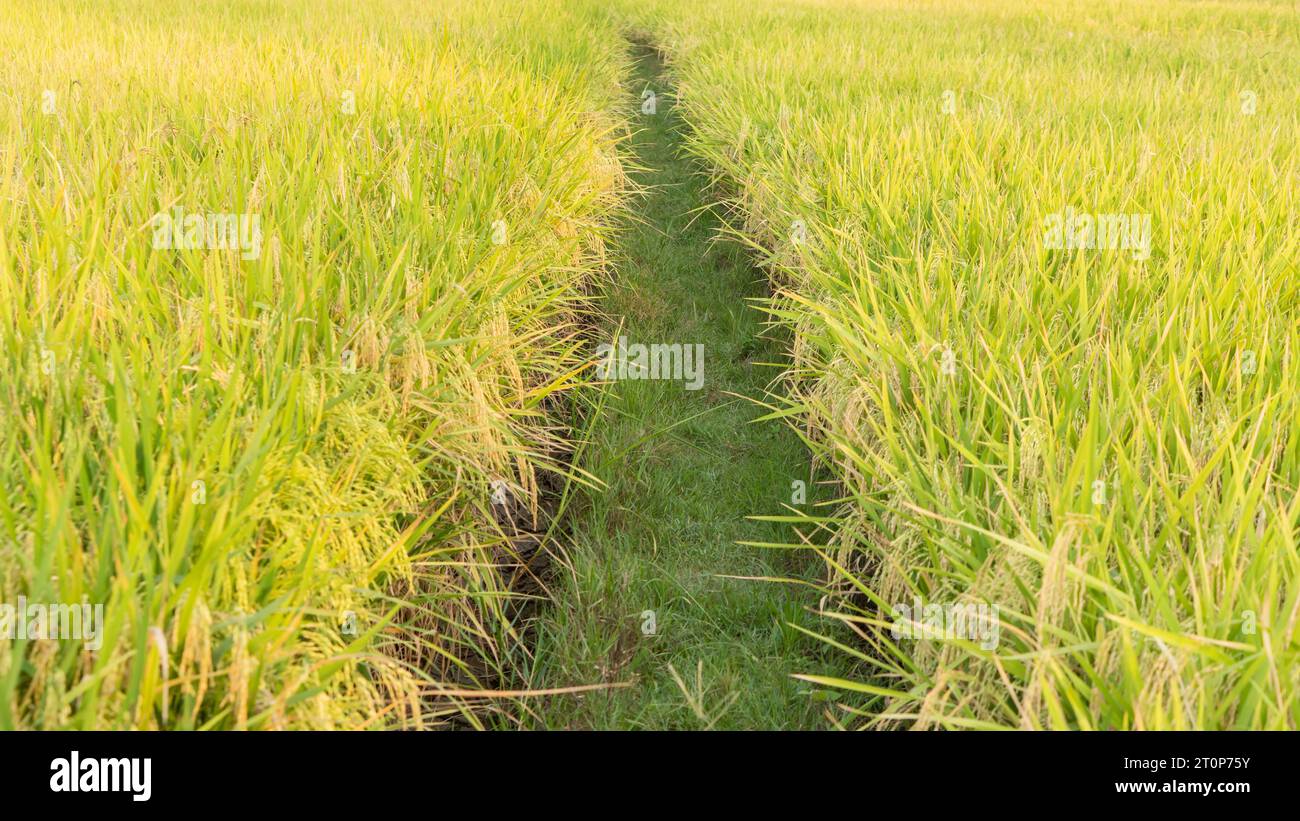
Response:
0,0,625,729
2,0,1297,731
626,0,1300,729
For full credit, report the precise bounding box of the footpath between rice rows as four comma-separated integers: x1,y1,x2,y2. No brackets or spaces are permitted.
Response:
520,44,851,729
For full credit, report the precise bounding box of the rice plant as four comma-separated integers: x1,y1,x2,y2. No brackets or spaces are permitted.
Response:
631,0,1300,729
0,0,626,729
6,0,1296,733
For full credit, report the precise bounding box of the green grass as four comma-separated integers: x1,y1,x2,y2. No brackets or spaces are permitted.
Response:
519,44,854,730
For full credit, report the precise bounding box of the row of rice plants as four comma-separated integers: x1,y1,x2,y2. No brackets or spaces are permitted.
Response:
0,0,627,728
628,0,1300,728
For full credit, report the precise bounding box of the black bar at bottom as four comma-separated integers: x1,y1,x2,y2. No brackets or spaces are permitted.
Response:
3,730,1284,808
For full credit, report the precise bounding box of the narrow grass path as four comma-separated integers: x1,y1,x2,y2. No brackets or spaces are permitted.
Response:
524,45,848,729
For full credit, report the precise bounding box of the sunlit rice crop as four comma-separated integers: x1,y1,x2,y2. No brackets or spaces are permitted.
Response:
631,0,1300,729
0,0,626,729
